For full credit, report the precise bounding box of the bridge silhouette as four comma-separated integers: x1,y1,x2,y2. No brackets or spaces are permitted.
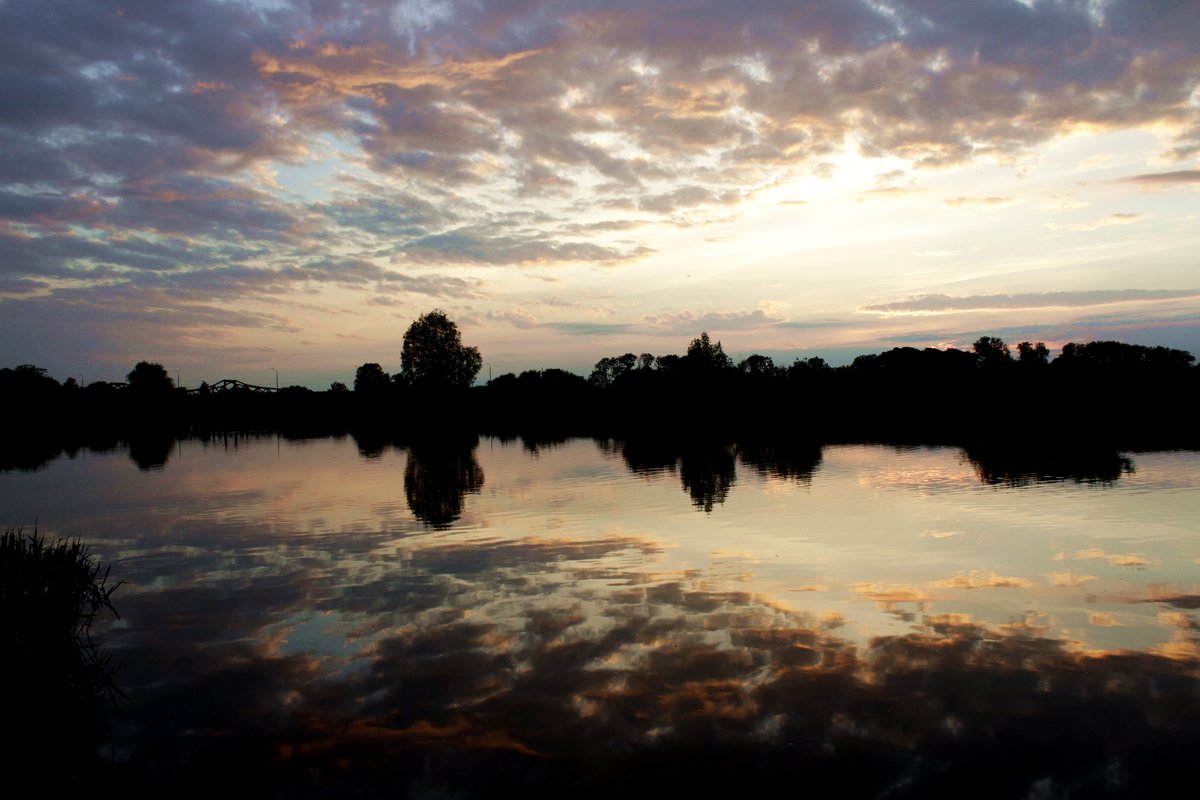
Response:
187,379,278,395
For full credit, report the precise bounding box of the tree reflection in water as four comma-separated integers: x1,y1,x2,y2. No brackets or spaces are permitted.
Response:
737,438,823,483
608,437,739,512
963,443,1135,486
679,443,737,512
404,434,484,529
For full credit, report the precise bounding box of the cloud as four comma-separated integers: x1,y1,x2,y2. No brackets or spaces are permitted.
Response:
543,321,634,336
642,308,785,334
560,219,652,235
1116,170,1200,186
637,186,744,215
1037,194,1091,212
859,290,1200,316
398,228,654,266
942,196,1013,208
1045,212,1144,232
855,187,926,201
486,309,542,330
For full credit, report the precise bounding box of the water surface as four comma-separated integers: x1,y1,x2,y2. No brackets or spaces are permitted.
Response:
5,436,1199,796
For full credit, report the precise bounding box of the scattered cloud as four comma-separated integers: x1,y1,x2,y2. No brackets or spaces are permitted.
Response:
942,196,1013,208
1037,195,1090,212
856,187,926,201
1046,212,1144,232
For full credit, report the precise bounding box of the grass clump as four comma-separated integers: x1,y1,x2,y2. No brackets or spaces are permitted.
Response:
1,526,122,780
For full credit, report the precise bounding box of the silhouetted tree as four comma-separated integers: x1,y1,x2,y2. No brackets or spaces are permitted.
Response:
1058,341,1195,370
738,354,776,377
588,353,637,387
686,332,733,372
786,356,831,383
354,363,390,393
972,336,1011,367
654,354,682,373
329,381,349,393
398,310,482,389
0,364,61,400
1017,341,1049,365
126,361,174,393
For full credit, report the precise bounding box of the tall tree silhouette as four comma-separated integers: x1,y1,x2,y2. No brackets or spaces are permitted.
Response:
686,332,733,372
398,310,482,389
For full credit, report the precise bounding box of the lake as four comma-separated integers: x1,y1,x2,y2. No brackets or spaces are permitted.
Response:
5,434,1200,797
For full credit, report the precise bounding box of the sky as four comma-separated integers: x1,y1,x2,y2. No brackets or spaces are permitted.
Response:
1,0,1198,388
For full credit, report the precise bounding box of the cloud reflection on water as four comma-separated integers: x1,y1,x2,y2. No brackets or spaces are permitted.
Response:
4,437,1197,795
100,529,1200,797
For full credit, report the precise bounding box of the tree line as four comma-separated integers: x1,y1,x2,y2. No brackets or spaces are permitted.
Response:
3,309,1197,455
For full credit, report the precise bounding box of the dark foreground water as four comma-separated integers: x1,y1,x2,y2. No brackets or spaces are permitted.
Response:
4,436,1199,797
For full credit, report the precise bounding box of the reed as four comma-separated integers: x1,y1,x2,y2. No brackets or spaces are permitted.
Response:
1,526,122,778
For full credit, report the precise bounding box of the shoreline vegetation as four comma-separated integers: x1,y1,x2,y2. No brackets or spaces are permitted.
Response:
4,329,1198,472
1,527,121,788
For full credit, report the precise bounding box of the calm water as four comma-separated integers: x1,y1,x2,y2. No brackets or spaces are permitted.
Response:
5,435,1200,796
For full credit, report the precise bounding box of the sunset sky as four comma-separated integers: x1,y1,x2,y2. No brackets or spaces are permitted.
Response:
2,0,1198,387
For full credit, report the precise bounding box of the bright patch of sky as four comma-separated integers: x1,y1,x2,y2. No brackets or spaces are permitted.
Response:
269,136,361,202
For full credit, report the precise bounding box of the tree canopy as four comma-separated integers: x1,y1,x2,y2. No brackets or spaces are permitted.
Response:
399,310,482,390
126,361,174,393
354,362,390,394
685,332,733,372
